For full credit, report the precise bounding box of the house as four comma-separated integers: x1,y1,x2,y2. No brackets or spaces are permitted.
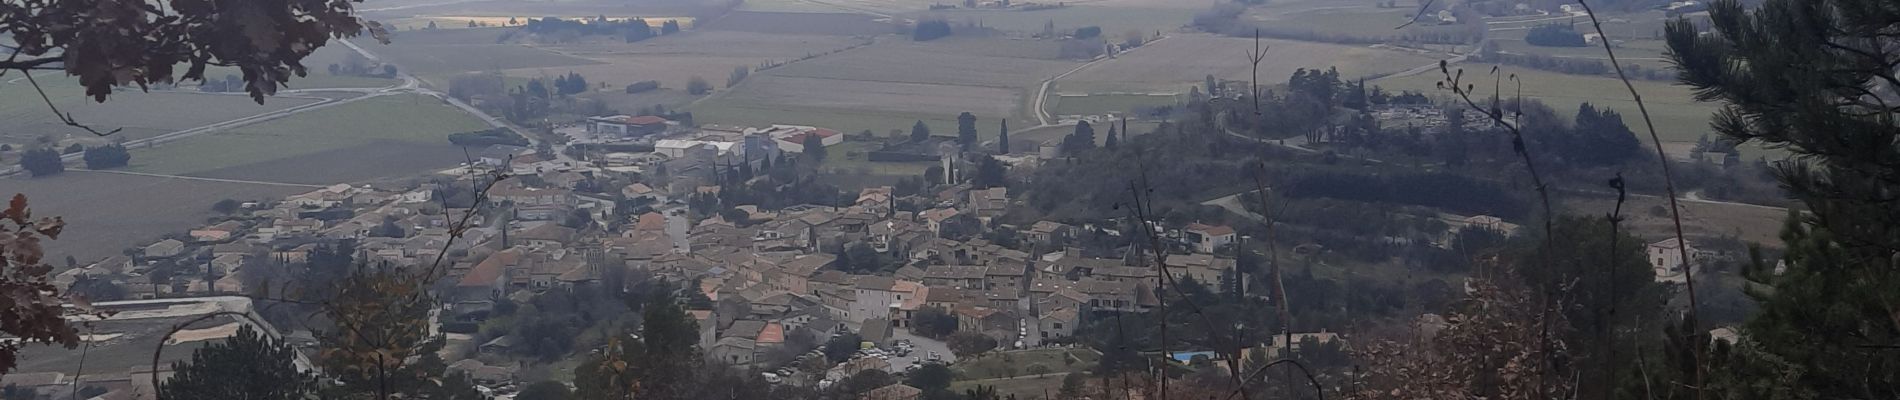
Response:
763,125,843,153
849,276,899,323
488,179,577,221
862,384,923,400
1163,254,1239,291
1024,221,1074,244
710,336,757,365
1183,223,1236,254
587,115,671,137
144,239,186,258
856,187,893,210
621,183,664,203
954,306,1014,337
1465,215,1506,231
454,248,521,306
516,224,578,248
922,265,988,290
1648,238,1697,282
920,208,961,235
1039,308,1078,339
967,187,1008,221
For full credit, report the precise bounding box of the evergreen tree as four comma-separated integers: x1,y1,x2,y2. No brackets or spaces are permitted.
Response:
957,112,978,152
1205,74,1219,98
1065,121,1096,152
625,18,653,42
1664,1,1900,398
661,20,681,34
973,156,1006,189
802,134,827,162
998,119,1010,154
1103,124,1118,149
18,147,63,177
159,325,316,400
911,120,931,142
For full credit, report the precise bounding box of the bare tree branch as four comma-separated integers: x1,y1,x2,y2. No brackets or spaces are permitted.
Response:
1574,2,1704,399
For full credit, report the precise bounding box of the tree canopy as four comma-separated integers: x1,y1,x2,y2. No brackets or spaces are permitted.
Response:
1,0,376,103
160,325,317,400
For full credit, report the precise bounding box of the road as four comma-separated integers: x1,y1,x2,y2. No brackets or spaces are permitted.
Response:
1018,35,1175,133
72,169,325,188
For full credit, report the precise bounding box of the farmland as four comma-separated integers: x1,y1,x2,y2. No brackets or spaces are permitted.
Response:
913,5,1200,37
125,94,492,184
4,171,305,263
693,36,1084,137
529,30,867,90
1372,68,1721,147
721,76,1020,117
700,11,895,36
0,76,326,145
764,39,1080,88
371,28,605,79
1060,34,1443,94
1048,93,1179,117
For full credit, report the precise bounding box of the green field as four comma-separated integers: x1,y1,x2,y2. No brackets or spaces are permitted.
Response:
1049,93,1179,117
822,140,934,177
1375,68,1719,145
0,74,328,145
128,94,492,178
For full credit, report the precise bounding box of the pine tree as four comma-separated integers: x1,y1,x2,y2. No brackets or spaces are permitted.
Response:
911,120,931,142
159,325,316,400
1665,1,1900,397
1104,124,1119,149
1065,121,1095,152
803,133,827,162
957,112,978,152
998,119,1010,154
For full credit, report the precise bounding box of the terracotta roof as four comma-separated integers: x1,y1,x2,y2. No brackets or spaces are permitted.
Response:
635,212,666,232
756,322,785,344
458,249,520,287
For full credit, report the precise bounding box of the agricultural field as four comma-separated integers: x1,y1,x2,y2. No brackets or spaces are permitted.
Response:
1060,34,1442,94
1373,67,1721,148
1048,93,1179,117
3,171,305,263
913,5,1200,38
0,75,326,145
699,11,895,36
370,28,605,78
528,30,867,90
764,39,1079,88
125,94,493,184
730,76,1021,116
1561,194,1790,247
821,140,934,177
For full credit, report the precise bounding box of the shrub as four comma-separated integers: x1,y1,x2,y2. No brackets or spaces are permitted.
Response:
624,80,661,93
